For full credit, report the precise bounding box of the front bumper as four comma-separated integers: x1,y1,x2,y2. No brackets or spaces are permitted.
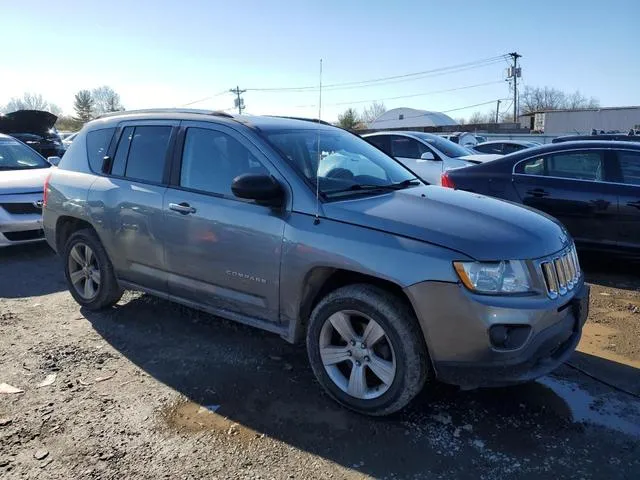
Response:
0,192,46,247
404,279,590,388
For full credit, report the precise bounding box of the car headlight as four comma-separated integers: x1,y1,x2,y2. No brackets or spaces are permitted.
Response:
453,260,531,294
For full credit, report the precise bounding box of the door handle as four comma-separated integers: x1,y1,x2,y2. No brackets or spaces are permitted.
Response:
628,201,640,210
526,188,549,198
169,202,196,215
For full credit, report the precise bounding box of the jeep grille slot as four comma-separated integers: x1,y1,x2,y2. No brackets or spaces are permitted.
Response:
540,245,580,299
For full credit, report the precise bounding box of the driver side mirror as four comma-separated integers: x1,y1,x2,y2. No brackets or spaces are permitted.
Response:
420,152,438,161
231,173,284,207
47,156,61,166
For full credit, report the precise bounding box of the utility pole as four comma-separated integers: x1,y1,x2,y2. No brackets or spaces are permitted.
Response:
495,99,501,123
508,52,522,122
229,86,246,114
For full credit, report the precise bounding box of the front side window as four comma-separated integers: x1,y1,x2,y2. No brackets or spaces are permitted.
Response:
86,128,115,173
618,151,640,185
180,128,268,196
0,137,50,170
390,136,426,159
263,128,416,198
111,126,172,183
516,151,604,181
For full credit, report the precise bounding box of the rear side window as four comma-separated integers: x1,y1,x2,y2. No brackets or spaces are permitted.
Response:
476,144,502,154
366,136,391,155
111,126,172,183
516,151,604,181
86,128,115,173
618,151,640,186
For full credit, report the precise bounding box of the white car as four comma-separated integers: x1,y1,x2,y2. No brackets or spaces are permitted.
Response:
364,131,502,185
62,131,79,149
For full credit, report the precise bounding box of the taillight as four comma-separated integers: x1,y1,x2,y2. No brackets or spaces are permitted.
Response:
441,171,455,188
43,173,52,207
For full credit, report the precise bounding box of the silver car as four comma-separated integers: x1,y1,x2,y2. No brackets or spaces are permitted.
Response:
43,110,590,416
0,133,52,247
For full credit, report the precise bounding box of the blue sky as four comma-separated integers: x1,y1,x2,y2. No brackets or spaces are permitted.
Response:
2,0,637,121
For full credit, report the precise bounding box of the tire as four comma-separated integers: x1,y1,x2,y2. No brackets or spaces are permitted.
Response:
306,284,431,416
63,229,123,310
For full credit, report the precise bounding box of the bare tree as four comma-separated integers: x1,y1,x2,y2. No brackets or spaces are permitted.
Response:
520,86,600,114
91,86,124,116
361,101,386,125
2,92,61,115
466,111,494,124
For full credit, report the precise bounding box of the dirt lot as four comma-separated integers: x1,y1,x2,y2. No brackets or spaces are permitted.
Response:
1,245,639,479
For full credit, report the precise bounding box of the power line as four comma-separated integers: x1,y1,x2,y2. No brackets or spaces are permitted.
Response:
293,80,504,108
246,55,508,92
180,90,229,107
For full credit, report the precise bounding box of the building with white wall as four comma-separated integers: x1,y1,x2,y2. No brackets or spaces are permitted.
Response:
519,106,640,135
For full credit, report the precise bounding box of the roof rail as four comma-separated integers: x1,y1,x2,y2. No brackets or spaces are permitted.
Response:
96,108,234,119
266,115,332,126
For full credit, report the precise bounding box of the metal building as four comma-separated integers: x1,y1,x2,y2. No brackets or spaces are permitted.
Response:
519,106,640,135
367,107,458,131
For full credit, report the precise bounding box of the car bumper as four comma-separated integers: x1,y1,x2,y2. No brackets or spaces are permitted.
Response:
404,279,590,388
0,193,46,247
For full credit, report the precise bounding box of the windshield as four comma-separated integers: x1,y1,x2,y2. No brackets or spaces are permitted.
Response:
264,128,417,197
411,133,473,158
0,137,50,170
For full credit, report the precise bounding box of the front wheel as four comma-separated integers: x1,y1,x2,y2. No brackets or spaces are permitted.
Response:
63,229,123,310
306,284,431,416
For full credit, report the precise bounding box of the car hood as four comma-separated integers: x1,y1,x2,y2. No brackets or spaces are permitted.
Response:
323,186,569,261
0,167,51,195
0,110,58,136
458,153,502,164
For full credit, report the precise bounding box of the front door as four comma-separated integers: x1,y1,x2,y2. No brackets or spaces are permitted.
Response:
512,149,618,251
614,150,640,253
163,122,286,322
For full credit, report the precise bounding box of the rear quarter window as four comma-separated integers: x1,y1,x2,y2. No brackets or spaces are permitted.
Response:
86,128,116,173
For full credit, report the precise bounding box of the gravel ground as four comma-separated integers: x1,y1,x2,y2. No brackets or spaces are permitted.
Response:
1,244,639,479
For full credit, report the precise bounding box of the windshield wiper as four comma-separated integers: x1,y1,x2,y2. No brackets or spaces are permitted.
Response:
325,178,420,196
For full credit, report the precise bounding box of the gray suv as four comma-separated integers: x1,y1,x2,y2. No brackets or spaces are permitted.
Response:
43,109,589,416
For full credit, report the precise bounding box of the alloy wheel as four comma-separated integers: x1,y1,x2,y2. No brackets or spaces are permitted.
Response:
319,310,397,400
68,243,101,300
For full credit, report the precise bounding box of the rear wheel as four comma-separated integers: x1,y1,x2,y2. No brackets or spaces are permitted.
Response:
307,284,431,416
63,229,123,310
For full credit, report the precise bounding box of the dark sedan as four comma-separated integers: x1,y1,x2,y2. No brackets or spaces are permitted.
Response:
443,141,640,256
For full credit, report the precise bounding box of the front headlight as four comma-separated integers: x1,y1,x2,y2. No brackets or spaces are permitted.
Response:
453,260,531,294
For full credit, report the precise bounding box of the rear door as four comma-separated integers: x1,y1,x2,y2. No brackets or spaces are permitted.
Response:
163,121,286,323
613,150,640,253
388,135,443,184
512,149,618,250
88,121,177,292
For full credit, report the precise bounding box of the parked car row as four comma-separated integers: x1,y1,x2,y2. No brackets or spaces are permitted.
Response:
36,109,589,417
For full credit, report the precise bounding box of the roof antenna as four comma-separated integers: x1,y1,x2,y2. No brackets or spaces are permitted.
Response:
314,58,323,226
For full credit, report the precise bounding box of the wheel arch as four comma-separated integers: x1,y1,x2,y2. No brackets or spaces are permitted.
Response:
55,216,98,253
287,266,416,344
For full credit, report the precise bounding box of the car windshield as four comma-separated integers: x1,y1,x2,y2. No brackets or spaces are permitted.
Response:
0,137,50,170
263,128,418,197
411,133,473,158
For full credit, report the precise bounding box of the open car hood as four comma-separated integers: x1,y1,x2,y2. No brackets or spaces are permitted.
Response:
0,110,58,136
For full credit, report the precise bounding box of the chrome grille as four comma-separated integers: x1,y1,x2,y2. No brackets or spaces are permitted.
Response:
541,245,581,298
